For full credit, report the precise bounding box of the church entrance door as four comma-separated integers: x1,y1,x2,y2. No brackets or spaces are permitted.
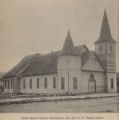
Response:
88,74,96,93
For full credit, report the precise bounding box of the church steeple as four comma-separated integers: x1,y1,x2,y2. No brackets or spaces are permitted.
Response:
95,10,115,44
61,30,76,56
95,10,116,72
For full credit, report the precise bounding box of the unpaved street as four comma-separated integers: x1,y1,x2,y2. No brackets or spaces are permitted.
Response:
0,96,118,113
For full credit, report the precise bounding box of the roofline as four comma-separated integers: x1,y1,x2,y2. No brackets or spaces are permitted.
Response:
95,40,116,44
60,53,79,57
81,69,105,72
81,51,105,71
22,72,57,77
16,55,38,76
94,52,105,71
82,45,90,52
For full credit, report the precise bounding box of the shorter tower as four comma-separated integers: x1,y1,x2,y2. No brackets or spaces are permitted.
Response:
57,30,81,94
95,11,117,92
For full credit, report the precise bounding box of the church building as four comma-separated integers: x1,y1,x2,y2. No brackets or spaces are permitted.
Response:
2,11,117,95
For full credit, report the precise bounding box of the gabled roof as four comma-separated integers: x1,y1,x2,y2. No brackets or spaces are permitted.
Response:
3,54,36,78
20,52,59,76
3,45,89,78
61,30,77,56
95,10,116,44
82,51,105,71
75,45,90,66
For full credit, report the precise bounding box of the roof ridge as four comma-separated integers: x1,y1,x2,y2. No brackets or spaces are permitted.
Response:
2,43,91,78
94,52,105,70
17,54,39,76
20,44,88,57
2,54,38,78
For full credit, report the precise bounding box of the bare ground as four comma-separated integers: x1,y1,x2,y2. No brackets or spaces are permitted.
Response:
0,96,118,113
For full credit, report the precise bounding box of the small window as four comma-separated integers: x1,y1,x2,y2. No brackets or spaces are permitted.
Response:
23,79,26,89
5,80,7,89
11,80,13,88
61,77,65,90
29,79,32,89
73,77,78,90
37,78,40,89
53,77,56,89
8,80,10,89
44,78,48,89
111,78,114,89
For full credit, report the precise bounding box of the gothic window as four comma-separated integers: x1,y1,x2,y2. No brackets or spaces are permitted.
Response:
37,78,40,89
23,79,26,89
44,78,48,89
29,79,32,89
61,77,65,90
111,78,114,89
53,77,56,89
73,77,78,90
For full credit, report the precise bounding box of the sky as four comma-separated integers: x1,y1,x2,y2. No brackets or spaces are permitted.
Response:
0,0,119,72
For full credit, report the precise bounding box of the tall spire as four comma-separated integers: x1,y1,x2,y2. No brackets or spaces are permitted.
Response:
61,29,76,56
95,10,115,43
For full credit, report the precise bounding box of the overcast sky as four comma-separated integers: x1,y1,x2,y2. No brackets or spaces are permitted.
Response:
0,0,119,72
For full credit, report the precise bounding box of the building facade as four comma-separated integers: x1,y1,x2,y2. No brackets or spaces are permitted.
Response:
2,11,117,95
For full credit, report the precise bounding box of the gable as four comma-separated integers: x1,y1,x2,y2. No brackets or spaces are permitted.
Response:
3,44,90,79
3,54,36,78
82,52,104,72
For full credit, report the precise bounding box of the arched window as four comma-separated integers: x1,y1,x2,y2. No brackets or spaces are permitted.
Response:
89,74,95,81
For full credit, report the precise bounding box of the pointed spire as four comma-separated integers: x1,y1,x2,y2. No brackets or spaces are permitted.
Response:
100,10,112,39
61,29,76,56
95,10,115,44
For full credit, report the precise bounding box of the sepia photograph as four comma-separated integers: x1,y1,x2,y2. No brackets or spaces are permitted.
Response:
0,0,119,118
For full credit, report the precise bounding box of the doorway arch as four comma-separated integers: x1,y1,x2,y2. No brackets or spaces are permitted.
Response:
88,74,96,93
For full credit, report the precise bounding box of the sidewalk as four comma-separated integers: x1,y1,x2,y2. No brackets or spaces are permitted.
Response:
0,93,118,105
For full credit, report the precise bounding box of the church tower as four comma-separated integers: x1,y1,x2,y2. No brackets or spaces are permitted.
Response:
95,10,117,92
57,30,81,94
